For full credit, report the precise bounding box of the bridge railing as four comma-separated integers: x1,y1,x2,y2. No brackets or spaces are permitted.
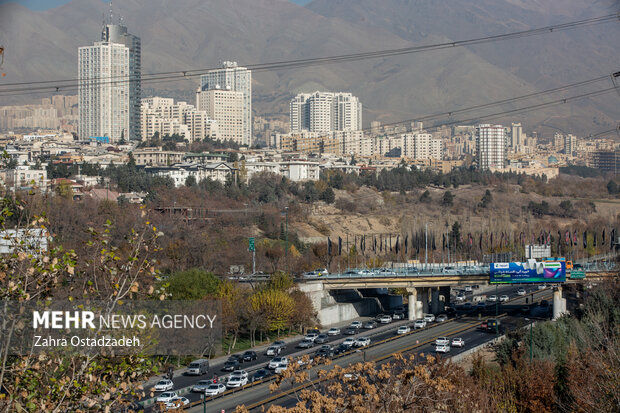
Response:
312,261,617,280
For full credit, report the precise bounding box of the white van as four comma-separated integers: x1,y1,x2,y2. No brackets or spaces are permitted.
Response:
187,359,210,375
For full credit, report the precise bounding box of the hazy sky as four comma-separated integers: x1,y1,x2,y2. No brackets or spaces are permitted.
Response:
0,0,311,10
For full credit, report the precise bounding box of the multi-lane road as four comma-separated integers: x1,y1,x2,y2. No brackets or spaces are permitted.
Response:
142,284,552,411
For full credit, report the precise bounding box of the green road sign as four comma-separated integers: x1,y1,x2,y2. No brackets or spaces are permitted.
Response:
248,237,255,252
570,270,585,279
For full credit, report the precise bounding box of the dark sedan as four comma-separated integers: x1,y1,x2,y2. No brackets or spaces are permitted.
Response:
334,344,351,355
242,351,257,362
251,368,272,382
221,359,240,371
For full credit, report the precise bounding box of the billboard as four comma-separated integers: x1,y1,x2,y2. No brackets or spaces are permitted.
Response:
490,259,566,284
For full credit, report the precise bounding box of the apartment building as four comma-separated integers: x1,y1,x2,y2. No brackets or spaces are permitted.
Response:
290,91,362,133
141,97,214,142
196,89,244,145
200,62,252,145
476,124,506,170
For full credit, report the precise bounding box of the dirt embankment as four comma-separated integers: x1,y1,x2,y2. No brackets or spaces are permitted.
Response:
291,185,620,243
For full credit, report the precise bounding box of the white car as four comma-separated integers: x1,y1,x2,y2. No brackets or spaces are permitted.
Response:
517,287,526,296
537,285,546,290
304,333,319,342
414,319,427,329
203,383,227,396
354,337,371,347
266,346,281,356
296,355,314,366
464,286,473,292
499,295,509,302
378,315,392,324
297,339,315,349
155,391,178,403
153,379,174,392
231,370,248,380
423,314,435,323
164,396,189,409
226,375,248,388
327,327,341,335
268,356,288,370
487,295,498,302
342,338,356,347
435,344,450,353
397,326,411,335
349,321,363,329
451,337,465,348
274,364,288,374
434,337,449,346
455,293,466,302
192,380,213,393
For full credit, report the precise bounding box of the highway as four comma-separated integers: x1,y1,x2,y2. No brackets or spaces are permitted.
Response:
142,284,552,411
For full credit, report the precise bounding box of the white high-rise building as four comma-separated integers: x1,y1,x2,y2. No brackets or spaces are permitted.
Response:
101,23,141,141
402,132,442,160
476,124,506,170
78,41,129,142
563,134,577,155
290,91,362,133
510,122,523,151
196,89,244,144
200,62,252,145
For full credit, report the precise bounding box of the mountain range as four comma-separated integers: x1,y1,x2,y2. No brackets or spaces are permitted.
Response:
0,0,618,136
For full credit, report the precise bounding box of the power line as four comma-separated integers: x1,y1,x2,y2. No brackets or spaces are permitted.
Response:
364,74,615,132
0,13,617,96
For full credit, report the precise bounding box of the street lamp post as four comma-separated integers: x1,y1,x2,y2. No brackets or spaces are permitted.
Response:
202,393,206,413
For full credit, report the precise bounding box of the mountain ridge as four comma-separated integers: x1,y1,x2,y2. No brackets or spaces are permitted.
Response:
0,0,617,135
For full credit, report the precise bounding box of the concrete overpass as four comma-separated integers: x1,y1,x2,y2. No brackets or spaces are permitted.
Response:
298,262,618,323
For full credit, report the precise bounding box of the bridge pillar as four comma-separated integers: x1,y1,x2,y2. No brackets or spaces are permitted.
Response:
418,287,429,316
553,285,567,320
407,288,417,321
431,287,441,314
407,287,428,320
440,286,451,310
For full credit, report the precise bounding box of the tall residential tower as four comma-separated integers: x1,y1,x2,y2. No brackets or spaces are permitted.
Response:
101,22,141,141
476,124,506,170
200,62,252,146
290,91,362,133
79,18,141,142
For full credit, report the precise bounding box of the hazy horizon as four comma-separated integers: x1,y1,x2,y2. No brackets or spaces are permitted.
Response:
0,0,312,10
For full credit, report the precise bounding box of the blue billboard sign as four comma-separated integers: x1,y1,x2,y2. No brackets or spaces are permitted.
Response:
88,136,110,143
490,260,566,284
